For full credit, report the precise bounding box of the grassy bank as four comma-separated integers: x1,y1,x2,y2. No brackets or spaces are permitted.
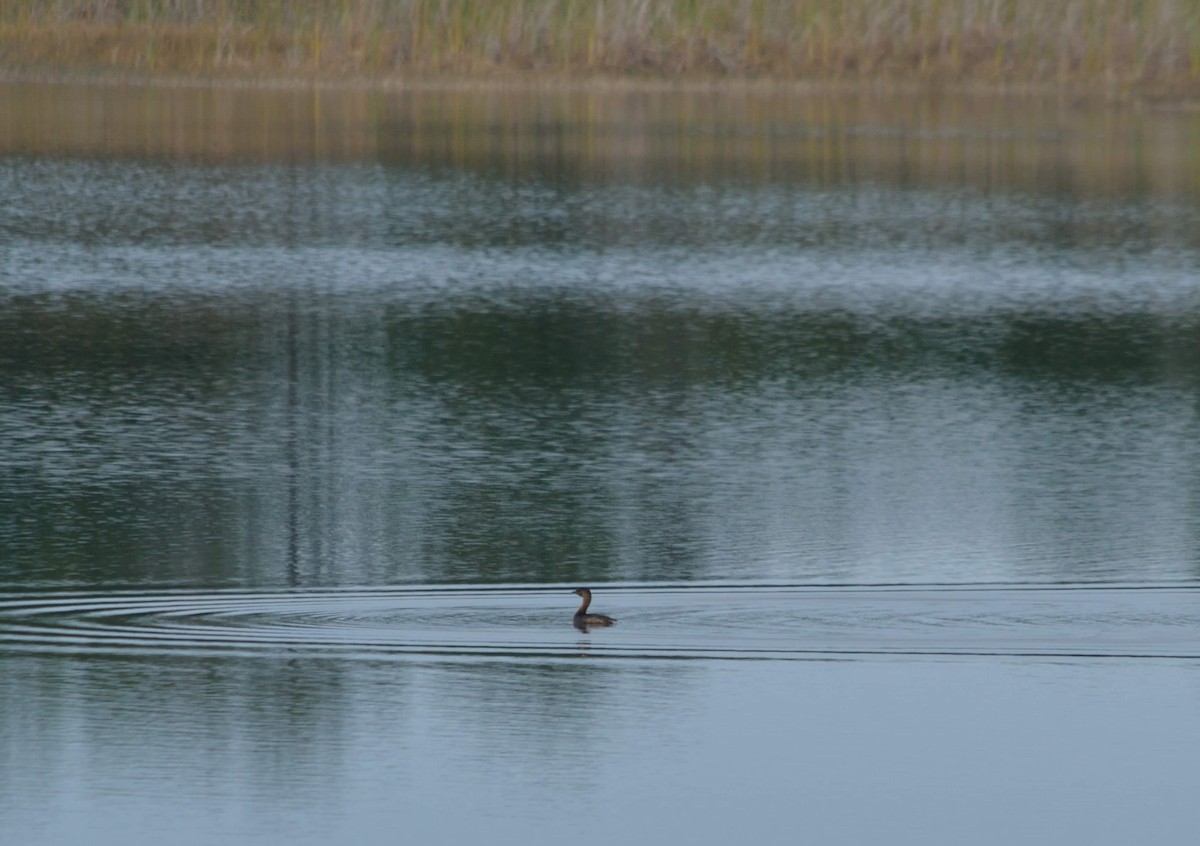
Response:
1,0,1199,93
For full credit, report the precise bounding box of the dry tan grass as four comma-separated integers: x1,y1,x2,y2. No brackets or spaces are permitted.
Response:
1,1,1198,91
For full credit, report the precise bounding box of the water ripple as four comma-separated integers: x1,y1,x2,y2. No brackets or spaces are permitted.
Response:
1,584,1198,661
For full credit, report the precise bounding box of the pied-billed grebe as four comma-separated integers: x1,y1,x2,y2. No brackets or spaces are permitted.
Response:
572,588,616,629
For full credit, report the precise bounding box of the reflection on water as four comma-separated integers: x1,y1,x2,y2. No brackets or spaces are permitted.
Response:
1,149,1198,587
4,81,1200,202
3,82,1200,845
3,645,1200,846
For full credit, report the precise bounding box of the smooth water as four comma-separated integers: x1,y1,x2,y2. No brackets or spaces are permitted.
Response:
2,83,1200,845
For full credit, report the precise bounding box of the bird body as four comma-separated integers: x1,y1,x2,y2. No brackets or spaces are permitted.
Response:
572,587,616,629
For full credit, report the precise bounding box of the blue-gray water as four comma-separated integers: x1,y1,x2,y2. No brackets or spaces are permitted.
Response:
2,83,1200,845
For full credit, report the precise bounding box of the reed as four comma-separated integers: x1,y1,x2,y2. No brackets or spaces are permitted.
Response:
1,0,1198,90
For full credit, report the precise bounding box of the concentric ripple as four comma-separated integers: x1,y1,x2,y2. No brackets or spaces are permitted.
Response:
2,584,1199,661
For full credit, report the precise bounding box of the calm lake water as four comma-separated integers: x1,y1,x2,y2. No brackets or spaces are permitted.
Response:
2,81,1200,845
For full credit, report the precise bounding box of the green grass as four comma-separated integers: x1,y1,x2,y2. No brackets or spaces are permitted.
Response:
1,0,1198,91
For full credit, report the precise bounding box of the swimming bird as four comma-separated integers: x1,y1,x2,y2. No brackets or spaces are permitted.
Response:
572,587,617,630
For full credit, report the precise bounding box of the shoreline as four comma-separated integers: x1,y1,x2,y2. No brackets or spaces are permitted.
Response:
1,65,1195,108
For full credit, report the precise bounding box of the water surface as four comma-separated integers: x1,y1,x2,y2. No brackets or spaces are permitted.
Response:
3,584,1199,659
2,82,1200,845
